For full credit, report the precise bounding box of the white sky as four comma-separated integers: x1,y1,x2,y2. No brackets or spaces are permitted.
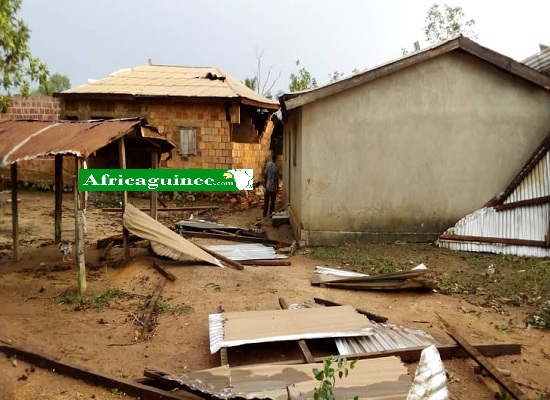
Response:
21,0,550,96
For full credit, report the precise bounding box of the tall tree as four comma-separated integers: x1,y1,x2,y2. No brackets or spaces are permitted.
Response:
0,0,49,111
35,73,71,95
289,60,317,92
424,3,478,44
243,49,280,100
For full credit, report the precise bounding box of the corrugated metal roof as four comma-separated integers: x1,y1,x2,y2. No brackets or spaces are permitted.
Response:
205,243,287,261
160,357,411,400
289,300,435,356
523,47,550,75
438,131,550,257
60,65,278,109
209,306,374,354
0,119,173,166
407,345,449,400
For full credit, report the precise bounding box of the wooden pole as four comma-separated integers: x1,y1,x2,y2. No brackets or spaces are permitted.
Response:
150,150,158,220
74,157,87,295
54,155,63,244
11,163,20,262
118,137,130,261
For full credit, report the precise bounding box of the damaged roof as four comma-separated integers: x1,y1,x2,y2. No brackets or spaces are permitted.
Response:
281,35,550,111
0,118,174,167
523,45,550,76
58,65,279,109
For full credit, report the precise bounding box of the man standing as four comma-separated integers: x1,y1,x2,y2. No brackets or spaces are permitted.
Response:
263,151,279,218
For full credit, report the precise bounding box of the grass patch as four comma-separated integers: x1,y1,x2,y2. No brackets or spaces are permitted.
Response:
309,245,408,274
154,299,193,315
58,287,132,310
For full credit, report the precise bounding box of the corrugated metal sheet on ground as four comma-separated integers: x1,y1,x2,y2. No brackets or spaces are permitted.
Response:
505,150,550,203
205,243,287,261
62,65,278,108
122,203,222,267
407,345,449,400
175,219,241,231
160,357,411,400
0,119,173,166
289,300,435,356
209,305,374,354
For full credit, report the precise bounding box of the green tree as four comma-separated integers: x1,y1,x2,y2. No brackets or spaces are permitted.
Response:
424,3,478,44
244,76,257,92
34,73,71,95
329,71,345,83
289,60,317,92
0,0,49,111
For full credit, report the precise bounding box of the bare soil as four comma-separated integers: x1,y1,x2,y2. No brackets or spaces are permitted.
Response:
0,191,549,400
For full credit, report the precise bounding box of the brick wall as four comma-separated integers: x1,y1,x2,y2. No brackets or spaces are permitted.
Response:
0,95,64,184
61,98,273,178
0,94,60,121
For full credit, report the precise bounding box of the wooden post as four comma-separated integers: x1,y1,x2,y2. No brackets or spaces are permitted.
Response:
150,150,158,220
119,137,130,261
11,163,20,262
54,154,63,244
74,157,87,295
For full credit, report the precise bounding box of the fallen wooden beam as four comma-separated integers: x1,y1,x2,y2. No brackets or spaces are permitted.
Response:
313,297,388,323
152,262,176,282
437,315,527,400
102,206,219,212
196,243,244,271
180,230,290,247
241,260,291,266
278,297,315,363
0,343,194,400
96,233,140,249
139,277,166,341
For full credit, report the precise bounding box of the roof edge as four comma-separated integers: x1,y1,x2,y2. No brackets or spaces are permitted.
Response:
282,36,550,111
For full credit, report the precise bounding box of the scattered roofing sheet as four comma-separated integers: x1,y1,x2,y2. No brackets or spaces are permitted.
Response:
153,357,411,400
209,305,374,354
438,131,550,257
523,46,550,75
122,203,222,267
310,266,434,291
205,243,287,261
407,345,449,400
60,65,278,109
289,300,435,356
0,119,173,167
175,219,242,231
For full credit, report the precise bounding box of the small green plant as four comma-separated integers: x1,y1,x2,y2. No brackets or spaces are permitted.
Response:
526,300,550,329
154,299,193,315
57,287,131,310
312,356,358,400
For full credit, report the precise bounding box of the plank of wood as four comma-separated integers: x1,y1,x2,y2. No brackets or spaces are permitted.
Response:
437,315,527,400
54,154,63,244
278,297,315,363
96,233,140,249
152,262,176,282
241,260,291,266
102,206,219,212
439,233,545,248
313,297,388,323
196,243,244,271
180,230,290,247
139,277,166,341
11,163,19,262
0,344,194,400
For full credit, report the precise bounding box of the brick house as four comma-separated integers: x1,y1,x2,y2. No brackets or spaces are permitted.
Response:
56,65,279,180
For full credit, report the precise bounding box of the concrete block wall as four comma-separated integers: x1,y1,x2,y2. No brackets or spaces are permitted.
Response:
232,119,274,181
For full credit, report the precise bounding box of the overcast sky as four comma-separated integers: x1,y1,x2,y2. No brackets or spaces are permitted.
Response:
21,0,550,96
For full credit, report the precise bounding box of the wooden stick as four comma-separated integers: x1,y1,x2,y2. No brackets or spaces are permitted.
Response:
54,154,63,244
102,206,219,212
11,163,19,262
254,203,288,226
313,297,388,323
152,262,176,282
74,157,86,295
0,344,194,400
196,244,244,270
241,260,291,266
180,230,291,247
139,277,166,341
278,297,315,363
437,314,527,400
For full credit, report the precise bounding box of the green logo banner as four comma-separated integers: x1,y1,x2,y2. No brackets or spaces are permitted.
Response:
78,169,254,192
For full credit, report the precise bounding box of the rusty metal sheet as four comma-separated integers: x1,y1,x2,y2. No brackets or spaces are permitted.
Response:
158,357,411,400
61,66,278,109
0,119,174,166
209,306,373,354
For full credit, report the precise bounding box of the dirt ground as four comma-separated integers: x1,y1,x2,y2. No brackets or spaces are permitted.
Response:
1,190,549,400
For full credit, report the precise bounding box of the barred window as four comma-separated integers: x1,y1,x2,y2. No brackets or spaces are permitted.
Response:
179,128,196,156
